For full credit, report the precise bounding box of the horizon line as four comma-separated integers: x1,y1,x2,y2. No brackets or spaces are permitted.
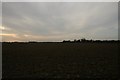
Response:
1,39,120,43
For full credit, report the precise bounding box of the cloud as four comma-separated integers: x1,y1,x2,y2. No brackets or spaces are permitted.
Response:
2,2,118,41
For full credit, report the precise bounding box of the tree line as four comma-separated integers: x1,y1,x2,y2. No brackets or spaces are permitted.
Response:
1,38,120,43
63,38,120,43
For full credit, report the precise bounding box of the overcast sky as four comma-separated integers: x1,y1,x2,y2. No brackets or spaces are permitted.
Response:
1,2,118,42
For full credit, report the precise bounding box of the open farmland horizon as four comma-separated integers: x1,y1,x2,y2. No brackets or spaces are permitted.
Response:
1,38,120,42
1,2,119,79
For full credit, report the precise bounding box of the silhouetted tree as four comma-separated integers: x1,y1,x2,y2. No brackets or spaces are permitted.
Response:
63,40,70,43
77,39,80,42
74,39,77,42
81,38,86,42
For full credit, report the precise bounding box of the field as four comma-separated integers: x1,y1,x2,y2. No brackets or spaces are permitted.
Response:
2,42,119,79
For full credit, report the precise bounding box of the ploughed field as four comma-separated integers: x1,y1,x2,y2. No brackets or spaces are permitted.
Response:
2,42,119,79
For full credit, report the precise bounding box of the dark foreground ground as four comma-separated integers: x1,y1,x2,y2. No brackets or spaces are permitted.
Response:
2,42,119,79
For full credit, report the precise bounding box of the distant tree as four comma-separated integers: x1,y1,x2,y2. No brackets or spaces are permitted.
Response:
74,39,77,42
89,39,93,42
77,39,80,42
81,38,86,42
63,40,70,43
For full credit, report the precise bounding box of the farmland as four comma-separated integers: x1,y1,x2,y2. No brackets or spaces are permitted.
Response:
2,42,119,79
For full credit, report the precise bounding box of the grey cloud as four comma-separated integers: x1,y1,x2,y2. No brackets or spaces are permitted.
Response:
2,2,118,41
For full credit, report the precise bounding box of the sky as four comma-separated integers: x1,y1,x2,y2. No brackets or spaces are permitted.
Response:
1,2,118,42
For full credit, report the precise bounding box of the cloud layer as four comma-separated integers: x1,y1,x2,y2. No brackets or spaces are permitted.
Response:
2,2,118,42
